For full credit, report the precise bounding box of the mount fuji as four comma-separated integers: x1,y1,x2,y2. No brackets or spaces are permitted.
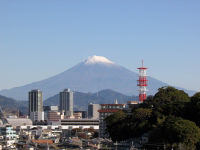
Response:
0,56,195,100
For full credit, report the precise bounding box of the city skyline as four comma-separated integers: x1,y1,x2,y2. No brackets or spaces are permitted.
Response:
0,1,200,92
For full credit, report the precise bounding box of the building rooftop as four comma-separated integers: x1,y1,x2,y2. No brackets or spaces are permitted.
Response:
127,101,139,104
32,140,53,144
98,109,121,113
7,118,32,126
100,104,125,106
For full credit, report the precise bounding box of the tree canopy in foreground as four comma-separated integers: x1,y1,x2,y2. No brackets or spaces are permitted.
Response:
105,86,200,149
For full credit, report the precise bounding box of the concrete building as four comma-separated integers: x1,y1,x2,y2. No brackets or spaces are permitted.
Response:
73,112,82,119
47,111,61,121
61,119,99,128
44,106,59,112
30,112,44,122
0,125,17,140
6,118,32,127
44,106,59,120
59,89,73,117
98,103,126,138
74,111,87,118
88,103,100,119
29,89,44,121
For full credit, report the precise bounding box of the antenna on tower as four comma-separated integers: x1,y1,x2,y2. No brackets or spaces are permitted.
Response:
142,60,143,68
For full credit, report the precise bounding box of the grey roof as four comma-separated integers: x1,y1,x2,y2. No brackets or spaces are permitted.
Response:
7,118,32,126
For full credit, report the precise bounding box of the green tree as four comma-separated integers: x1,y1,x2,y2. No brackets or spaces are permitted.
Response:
144,87,190,118
105,111,128,141
153,86,190,103
105,110,127,126
105,86,200,149
106,108,153,141
185,92,200,127
134,108,152,120
129,108,153,137
150,116,200,150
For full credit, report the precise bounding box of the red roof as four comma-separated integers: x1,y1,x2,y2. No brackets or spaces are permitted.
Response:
43,130,52,132
137,67,148,69
100,104,125,106
32,140,53,144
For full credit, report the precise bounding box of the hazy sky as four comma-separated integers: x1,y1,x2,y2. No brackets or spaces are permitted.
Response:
0,1,200,92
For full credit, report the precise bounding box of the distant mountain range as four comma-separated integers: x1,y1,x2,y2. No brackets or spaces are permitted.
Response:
44,89,138,111
0,95,28,115
0,55,196,100
0,87,196,114
0,89,136,114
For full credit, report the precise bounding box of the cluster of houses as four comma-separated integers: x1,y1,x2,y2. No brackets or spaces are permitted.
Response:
0,88,142,149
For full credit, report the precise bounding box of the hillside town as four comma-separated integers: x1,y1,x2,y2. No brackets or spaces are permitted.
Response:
0,88,142,150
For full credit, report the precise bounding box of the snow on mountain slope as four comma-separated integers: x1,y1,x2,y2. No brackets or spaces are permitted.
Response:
84,55,115,65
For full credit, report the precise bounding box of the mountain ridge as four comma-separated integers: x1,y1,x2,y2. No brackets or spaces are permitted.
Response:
0,94,28,115
0,56,196,100
44,89,138,111
0,89,136,114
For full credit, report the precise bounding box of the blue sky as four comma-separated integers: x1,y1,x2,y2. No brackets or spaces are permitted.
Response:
0,0,200,92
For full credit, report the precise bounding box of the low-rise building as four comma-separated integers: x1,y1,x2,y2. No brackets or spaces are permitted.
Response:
7,118,32,127
47,111,61,121
61,119,99,129
73,112,82,119
44,106,59,120
0,125,17,140
74,111,87,118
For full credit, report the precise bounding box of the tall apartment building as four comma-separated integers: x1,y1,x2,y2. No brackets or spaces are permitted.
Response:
98,103,126,138
88,103,100,119
28,89,44,121
59,89,73,117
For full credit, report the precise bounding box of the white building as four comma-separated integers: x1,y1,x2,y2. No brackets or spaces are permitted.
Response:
0,125,17,140
30,112,44,122
7,118,32,127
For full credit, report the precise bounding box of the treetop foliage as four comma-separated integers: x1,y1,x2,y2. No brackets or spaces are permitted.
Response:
105,86,200,149
153,86,190,103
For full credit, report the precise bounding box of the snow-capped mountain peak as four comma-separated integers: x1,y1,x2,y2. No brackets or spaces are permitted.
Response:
84,55,115,65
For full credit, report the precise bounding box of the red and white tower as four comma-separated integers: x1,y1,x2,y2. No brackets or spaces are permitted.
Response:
137,60,148,102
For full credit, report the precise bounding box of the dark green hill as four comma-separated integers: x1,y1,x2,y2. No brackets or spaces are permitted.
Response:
0,89,137,115
44,89,138,110
0,95,28,115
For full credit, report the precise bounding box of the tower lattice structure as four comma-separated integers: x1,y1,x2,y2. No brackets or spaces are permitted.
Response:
137,60,148,102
